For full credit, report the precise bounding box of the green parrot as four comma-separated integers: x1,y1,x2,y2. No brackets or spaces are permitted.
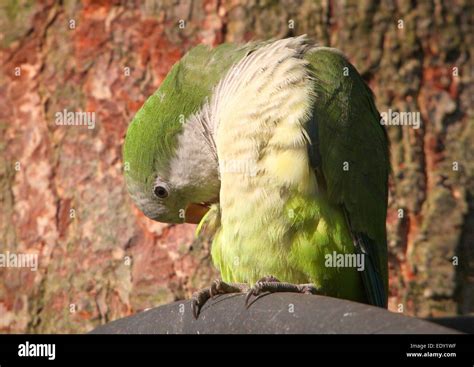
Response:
123,36,390,317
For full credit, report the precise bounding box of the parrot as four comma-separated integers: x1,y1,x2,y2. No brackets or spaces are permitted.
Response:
123,36,390,318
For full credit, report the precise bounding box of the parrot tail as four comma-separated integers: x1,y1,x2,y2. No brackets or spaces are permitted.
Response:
343,209,388,308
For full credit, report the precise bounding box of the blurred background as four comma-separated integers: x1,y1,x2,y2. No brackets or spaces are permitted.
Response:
0,0,472,333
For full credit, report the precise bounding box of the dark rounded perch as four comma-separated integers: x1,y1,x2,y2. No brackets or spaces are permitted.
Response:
89,293,460,334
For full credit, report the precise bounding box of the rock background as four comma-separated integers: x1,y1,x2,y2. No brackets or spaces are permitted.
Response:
0,0,472,333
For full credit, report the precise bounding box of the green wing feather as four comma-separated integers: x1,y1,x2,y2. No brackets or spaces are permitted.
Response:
305,48,390,307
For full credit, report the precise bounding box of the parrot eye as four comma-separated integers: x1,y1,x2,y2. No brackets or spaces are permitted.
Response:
153,185,169,199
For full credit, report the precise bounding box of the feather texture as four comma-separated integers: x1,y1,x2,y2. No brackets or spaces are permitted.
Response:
205,37,389,306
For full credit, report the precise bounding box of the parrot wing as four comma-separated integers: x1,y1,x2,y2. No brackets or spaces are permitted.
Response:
304,47,390,308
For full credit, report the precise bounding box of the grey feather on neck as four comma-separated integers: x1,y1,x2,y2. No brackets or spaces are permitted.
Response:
168,102,220,203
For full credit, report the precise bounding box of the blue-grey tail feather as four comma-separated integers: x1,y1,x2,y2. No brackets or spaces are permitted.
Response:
344,209,387,308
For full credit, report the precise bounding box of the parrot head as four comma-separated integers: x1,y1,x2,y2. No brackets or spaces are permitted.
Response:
123,44,251,224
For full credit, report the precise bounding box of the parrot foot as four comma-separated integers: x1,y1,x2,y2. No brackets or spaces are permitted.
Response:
191,279,249,319
245,277,319,308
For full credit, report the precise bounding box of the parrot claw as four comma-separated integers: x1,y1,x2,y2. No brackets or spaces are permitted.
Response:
191,280,248,319
245,277,319,308
191,299,201,320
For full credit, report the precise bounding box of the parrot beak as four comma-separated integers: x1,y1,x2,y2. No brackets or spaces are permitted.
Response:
184,203,211,224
